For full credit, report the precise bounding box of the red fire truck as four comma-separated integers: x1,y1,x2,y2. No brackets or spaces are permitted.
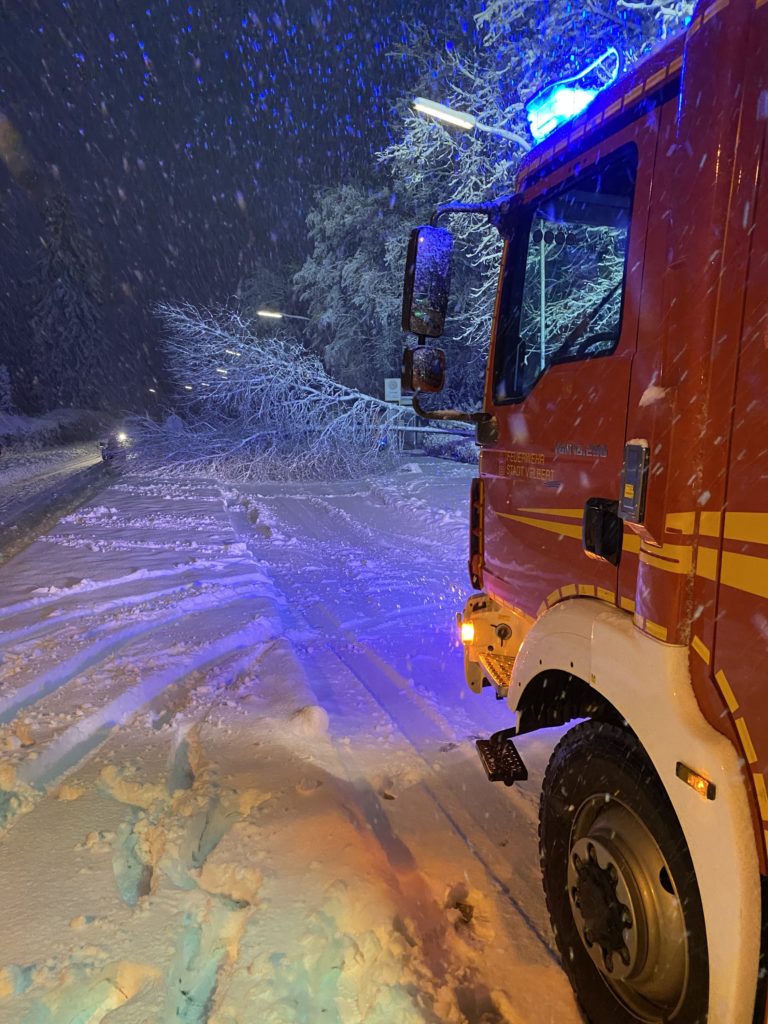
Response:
401,1,768,1021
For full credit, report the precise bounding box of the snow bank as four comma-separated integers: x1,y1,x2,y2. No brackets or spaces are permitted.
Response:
0,408,108,450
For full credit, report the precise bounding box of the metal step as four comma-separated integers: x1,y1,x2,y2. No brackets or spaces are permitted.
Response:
476,729,528,786
478,651,515,697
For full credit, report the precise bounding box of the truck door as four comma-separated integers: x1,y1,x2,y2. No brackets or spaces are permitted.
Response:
482,117,659,619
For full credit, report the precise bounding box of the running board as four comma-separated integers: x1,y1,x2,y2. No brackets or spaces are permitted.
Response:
475,728,528,786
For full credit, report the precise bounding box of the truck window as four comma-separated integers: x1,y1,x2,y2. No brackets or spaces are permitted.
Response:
494,145,637,403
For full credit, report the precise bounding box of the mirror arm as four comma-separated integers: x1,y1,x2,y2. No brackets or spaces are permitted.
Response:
412,391,495,427
430,200,502,228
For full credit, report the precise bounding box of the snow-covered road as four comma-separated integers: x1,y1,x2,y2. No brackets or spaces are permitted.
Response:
0,444,101,513
0,444,106,563
0,463,580,1024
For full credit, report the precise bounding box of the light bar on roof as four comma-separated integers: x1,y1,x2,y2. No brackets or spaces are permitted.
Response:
525,47,621,143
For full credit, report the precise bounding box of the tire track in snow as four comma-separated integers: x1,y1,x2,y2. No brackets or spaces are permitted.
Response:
1,621,276,831
0,570,274,647
0,559,249,623
0,591,255,725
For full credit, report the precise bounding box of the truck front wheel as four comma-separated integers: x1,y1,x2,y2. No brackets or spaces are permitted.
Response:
539,721,708,1024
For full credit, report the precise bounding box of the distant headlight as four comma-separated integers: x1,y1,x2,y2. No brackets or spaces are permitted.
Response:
117,432,128,443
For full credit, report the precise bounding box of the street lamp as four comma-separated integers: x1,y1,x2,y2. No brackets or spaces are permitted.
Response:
412,96,530,149
256,308,311,322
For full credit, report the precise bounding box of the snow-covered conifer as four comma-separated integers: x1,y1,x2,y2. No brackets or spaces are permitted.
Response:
293,183,415,395
30,193,108,411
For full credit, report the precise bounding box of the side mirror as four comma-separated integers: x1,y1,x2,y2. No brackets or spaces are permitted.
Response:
401,225,453,338
402,345,446,393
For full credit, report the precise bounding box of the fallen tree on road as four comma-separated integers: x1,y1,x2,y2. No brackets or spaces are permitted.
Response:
142,304,416,481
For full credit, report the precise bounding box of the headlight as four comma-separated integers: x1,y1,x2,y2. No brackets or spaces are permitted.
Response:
117,432,128,443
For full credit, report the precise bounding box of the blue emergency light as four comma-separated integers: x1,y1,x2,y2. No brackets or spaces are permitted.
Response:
525,47,621,142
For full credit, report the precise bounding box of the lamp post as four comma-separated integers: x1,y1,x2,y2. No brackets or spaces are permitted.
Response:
256,308,311,322
412,97,530,151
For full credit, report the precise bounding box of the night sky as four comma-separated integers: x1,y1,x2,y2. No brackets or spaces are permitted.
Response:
0,0,469,406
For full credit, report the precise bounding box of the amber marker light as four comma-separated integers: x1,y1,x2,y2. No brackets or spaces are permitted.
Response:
676,762,716,801
460,621,475,644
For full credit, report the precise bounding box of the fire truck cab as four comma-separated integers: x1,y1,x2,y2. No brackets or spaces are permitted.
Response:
401,1,768,1022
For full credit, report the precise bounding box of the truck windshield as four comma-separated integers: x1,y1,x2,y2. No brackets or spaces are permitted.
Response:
494,144,637,403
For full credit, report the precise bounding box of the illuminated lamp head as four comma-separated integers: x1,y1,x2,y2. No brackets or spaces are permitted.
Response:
525,47,621,143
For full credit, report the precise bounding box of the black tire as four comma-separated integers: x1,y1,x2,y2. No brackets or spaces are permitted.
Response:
539,721,709,1024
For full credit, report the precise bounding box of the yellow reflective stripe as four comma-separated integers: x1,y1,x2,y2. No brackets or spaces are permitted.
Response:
645,619,668,641
517,507,584,519
696,545,718,581
724,513,768,545
669,509,768,544
700,511,722,537
620,595,636,612
715,669,739,713
666,511,696,534
624,84,644,105
498,508,768,599
736,717,758,765
536,585,619,613
640,541,693,574
721,551,768,600
754,773,768,821
497,512,583,540
692,635,711,665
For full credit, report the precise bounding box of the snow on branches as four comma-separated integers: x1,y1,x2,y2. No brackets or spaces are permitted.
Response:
147,304,412,481
616,0,694,38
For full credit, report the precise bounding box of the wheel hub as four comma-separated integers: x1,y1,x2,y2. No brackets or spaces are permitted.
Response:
565,797,690,1018
569,837,638,979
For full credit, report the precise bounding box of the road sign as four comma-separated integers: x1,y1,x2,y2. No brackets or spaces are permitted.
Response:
384,377,402,402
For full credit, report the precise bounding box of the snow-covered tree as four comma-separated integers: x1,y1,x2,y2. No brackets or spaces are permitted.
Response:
147,303,414,481
377,0,692,398
236,258,293,322
293,183,415,396
30,193,109,411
